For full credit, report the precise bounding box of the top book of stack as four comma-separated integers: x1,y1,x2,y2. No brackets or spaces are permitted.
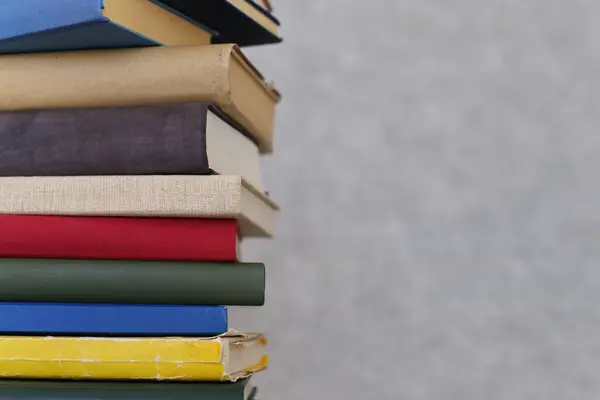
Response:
0,0,282,54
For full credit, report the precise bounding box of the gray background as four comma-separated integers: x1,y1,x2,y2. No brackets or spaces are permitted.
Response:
235,1,600,399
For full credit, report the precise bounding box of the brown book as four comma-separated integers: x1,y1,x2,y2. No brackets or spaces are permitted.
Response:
0,45,281,153
101,0,213,46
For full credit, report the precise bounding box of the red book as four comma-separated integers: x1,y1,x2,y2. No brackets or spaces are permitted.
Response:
0,215,239,261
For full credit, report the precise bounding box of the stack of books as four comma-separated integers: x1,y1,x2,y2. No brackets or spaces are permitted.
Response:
0,0,282,399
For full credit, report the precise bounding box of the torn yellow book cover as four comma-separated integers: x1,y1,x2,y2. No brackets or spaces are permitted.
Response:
0,331,268,382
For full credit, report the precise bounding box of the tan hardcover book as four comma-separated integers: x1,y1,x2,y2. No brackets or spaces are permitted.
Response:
102,0,212,46
0,176,278,238
0,45,281,153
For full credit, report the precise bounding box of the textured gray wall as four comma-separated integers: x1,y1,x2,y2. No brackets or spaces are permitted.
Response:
234,1,600,399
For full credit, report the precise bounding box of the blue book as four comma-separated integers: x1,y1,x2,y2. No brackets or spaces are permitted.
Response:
0,303,227,336
0,0,214,54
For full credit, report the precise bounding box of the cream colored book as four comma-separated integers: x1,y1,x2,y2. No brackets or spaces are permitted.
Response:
207,110,265,194
0,45,281,153
0,176,278,238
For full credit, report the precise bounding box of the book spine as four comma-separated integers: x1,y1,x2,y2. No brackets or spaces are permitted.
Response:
0,303,227,336
0,259,265,306
0,359,225,381
0,215,238,261
0,175,243,218
0,104,211,176
0,336,233,381
0,45,229,112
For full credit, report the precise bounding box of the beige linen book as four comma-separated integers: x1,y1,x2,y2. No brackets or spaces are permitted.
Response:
0,176,278,238
0,45,281,153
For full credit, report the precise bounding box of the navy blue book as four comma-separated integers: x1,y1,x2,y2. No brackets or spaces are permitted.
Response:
0,303,227,336
159,0,282,46
0,0,214,54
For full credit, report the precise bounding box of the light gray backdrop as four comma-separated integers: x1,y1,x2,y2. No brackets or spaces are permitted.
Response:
233,1,600,399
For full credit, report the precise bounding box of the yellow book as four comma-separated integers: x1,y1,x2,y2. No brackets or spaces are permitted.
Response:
0,331,268,382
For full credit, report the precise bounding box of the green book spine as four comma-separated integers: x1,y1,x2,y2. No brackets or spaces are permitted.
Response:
0,259,264,306
0,379,253,399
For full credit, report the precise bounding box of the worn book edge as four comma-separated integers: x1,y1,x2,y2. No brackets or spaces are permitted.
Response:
0,330,267,382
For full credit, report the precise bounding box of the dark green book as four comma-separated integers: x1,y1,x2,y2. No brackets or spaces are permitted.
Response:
0,259,264,306
0,379,257,399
